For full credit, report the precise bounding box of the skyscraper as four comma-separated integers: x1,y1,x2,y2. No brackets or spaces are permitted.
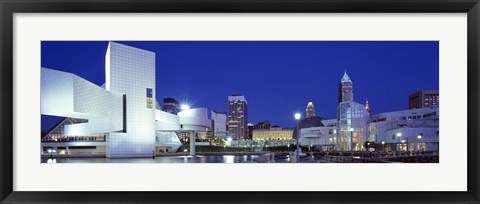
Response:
163,97,180,114
408,90,439,109
338,71,354,104
227,94,248,140
305,102,316,118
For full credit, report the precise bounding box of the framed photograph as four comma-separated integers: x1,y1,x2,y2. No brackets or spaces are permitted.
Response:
1,0,479,203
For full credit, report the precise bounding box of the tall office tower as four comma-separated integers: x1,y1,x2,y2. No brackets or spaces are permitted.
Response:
163,97,180,114
227,94,248,140
305,102,316,118
408,90,439,109
105,42,156,158
338,71,354,104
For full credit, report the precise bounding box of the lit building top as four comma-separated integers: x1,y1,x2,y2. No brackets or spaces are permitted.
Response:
341,70,351,82
305,102,316,118
228,94,248,105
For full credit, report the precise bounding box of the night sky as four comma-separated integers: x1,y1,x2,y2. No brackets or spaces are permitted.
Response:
41,41,439,132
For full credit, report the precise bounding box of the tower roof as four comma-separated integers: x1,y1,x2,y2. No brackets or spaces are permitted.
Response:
307,102,314,108
341,71,351,82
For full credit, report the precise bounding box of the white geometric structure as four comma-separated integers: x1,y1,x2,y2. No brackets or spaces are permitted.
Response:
105,42,156,158
41,42,211,158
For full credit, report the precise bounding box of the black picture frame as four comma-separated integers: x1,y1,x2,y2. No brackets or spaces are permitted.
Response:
1,0,479,203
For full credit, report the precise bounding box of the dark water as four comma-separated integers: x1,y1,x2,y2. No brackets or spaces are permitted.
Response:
41,155,289,163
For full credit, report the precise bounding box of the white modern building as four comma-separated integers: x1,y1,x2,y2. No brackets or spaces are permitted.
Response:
41,42,212,158
369,106,439,152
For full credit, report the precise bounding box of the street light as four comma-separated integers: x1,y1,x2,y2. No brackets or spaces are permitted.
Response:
417,134,423,152
294,112,301,163
181,104,190,111
396,132,403,152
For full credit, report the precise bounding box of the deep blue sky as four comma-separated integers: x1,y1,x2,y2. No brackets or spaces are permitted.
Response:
41,41,439,132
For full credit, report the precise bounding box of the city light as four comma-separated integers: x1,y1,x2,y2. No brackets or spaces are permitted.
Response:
417,135,423,139
294,113,301,120
181,104,190,111
227,137,232,142
381,141,385,145
396,133,402,137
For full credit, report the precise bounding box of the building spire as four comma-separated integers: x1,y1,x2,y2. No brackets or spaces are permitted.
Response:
341,70,351,82
365,97,371,113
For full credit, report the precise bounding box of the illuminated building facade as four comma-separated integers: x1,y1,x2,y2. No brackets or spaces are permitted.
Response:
41,42,211,158
409,90,439,109
369,106,439,152
337,101,370,151
227,94,248,140
338,71,353,104
296,71,439,152
252,127,294,141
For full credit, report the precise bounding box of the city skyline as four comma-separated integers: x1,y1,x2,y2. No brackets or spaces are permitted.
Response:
41,41,439,131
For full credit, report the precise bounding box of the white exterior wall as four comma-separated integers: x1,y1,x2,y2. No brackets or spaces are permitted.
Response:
155,110,180,131
385,127,439,144
64,117,110,136
41,68,123,132
369,107,439,144
178,108,211,130
300,126,336,146
105,42,156,158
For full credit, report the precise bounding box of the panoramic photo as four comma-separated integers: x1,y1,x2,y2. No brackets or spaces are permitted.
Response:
40,41,439,163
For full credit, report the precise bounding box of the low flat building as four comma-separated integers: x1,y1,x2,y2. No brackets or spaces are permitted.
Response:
252,128,294,141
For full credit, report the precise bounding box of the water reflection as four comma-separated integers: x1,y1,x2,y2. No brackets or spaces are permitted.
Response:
41,155,261,163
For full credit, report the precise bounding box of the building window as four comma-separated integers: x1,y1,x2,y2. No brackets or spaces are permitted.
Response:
146,88,153,109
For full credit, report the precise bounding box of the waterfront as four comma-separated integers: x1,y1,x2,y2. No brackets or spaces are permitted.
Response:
42,155,271,163
40,153,438,163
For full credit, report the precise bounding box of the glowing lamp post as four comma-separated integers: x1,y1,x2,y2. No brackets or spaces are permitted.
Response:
294,113,301,163
396,132,402,152
417,134,423,152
